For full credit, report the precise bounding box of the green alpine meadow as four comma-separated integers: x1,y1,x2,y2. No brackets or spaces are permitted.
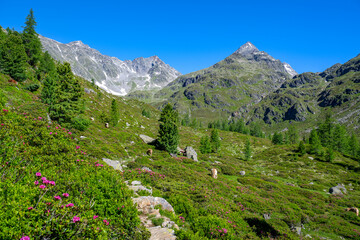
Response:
1,8,360,240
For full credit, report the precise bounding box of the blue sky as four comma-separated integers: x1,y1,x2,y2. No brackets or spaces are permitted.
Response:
1,0,359,74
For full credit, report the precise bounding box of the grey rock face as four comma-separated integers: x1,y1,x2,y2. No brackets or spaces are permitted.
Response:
39,35,181,96
184,146,198,161
329,184,347,194
139,134,157,144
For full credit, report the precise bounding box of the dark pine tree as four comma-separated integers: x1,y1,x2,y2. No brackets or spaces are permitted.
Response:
49,62,82,124
210,128,221,153
244,137,252,161
200,136,212,154
157,103,179,153
0,32,28,82
22,9,42,67
110,99,119,126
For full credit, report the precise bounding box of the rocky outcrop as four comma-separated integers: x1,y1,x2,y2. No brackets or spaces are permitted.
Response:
128,181,152,195
133,196,175,213
140,134,157,144
184,146,198,161
102,158,123,171
329,184,347,195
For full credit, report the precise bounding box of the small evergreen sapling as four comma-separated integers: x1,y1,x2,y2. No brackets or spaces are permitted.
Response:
244,137,252,161
210,128,221,153
157,103,179,153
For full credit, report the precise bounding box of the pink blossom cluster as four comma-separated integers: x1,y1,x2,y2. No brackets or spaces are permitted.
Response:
63,193,69,197
20,236,30,240
54,196,61,200
66,203,74,207
103,219,110,225
73,216,80,223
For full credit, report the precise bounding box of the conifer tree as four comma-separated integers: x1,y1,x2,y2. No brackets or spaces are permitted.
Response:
298,141,306,156
38,51,56,76
309,129,322,155
110,99,119,126
22,9,42,67
272,132,283,145
288,125,299,144
325,148,335,162
158,104,179,153
349,134,359,158
210,128,221,153
0,33,28,81
244,137,252,161
49,62,82,124
41,73,56,105
200,136,211,154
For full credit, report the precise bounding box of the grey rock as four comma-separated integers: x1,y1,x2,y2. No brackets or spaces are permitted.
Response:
185,146,198,162
102,158,122,171
142,167,152,172
79,136,87,139
126,122,130,127
291,226,301,235
309,182,314,185
39,35,181,96
140,125,145,129
170,153,177,158
239,171,246,176
84,88,96,94
214,161,222,164
139,134,157,144
133,196,174,212
263,213,271,220
329,184,347,195
148,226,176,240
132,181,142,185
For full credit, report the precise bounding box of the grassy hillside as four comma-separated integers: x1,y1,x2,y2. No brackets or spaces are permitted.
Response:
2,71,360,239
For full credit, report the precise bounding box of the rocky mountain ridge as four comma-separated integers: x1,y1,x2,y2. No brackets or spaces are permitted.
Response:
39,35,181,95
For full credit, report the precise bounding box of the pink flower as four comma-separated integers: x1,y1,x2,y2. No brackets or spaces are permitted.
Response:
20,236,30,240
63,193,69,197
76,159,80,162
38,117,42,120
222,228,228,234
28,207,33,210
73,216,80,223
39,185,46,189
68,132,72,135
36,172,41,177
49,132,52,135
49,181,55,186
66,203,74,207
41,177,47,181
34,181,39,185
54,196,61,200
93,215,99,219
76,146,80,150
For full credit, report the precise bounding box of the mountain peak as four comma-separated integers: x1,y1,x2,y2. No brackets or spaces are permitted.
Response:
69,40,86,46
235,41,259,55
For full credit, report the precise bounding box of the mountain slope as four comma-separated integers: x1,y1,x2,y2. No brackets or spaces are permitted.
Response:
39,35,181,95
247,54,360,132
130,42,297,120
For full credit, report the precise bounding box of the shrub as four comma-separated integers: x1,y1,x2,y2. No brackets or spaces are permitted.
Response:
24,83,39,92
71,116,91,131
142,109,151,118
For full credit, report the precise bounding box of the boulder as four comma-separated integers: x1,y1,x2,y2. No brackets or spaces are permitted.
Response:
240,171,246,176
102,158,122,171
184,146,198,161
263,213,271,220
84,88,96,94
132,181,142,185
142,167,152,172
148,226,176,240
133,196,174,212
140,134,157,144
105,123,109,128
329,184,347,195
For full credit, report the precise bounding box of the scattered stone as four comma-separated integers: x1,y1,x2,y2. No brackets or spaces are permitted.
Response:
170,153,177,158
239,171,246,176
133,196,174,212
147,149,153,156
140,134,157,144
211,168,218,179
46,113,52,124
148,226,176,240
142,167,152,172
214,161,222,164
105,123,109,128
126,122,130,127
177,147,185,154
329,184,347,195
90,117,95,121
132,181,142,185
162,220,178,229
309,182,314,185
80,136,87,140
286,183,295,187
184,146,198,162
263,213,271,220
102,158,122,171
308,157,314,160
291,226,301,235
305,234,312,238
84,88,96,94
140,125,145,129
